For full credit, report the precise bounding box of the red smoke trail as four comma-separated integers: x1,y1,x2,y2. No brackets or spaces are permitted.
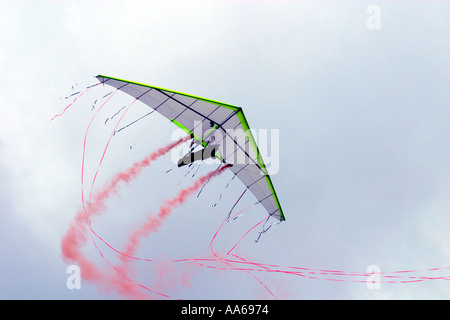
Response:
122,164,232,260
61,87,119,294
82,163,231,299
61,136,190,298
86,135,190,222
59,81,191,298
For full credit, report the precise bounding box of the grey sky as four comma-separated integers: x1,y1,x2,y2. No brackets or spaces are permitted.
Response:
0,1,449,299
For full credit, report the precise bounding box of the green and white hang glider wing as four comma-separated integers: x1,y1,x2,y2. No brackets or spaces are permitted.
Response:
96,75,285,222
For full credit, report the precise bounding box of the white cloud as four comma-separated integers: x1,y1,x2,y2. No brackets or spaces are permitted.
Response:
0,0,448,299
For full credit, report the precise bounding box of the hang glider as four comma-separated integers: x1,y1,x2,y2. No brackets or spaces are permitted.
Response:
96,75,285,222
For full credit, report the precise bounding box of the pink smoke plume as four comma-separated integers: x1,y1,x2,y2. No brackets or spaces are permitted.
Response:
61,136,190,298
123,164,232,260
86,135,190,219
56,81,450,300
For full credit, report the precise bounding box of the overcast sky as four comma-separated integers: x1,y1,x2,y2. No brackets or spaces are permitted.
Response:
0,0,449,300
